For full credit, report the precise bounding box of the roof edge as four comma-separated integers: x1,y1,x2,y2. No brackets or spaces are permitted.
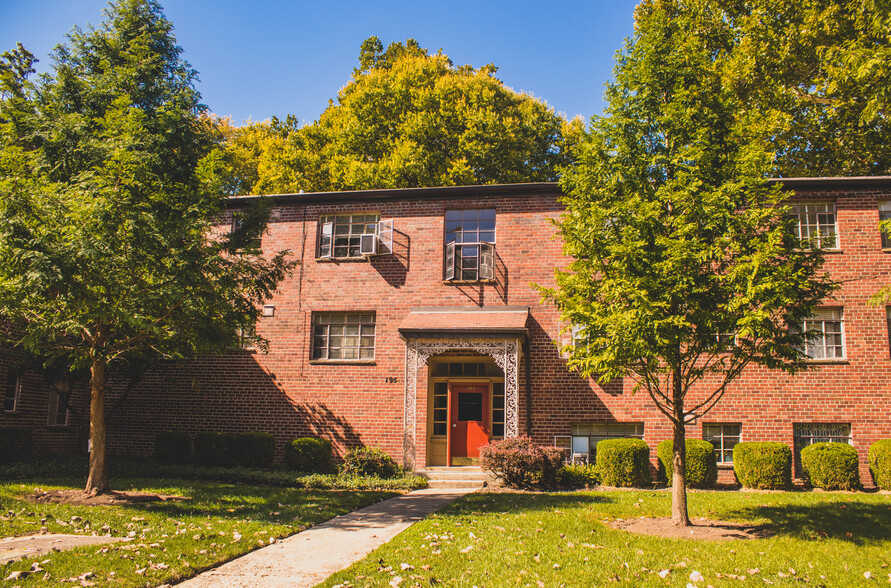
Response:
767,176,891,190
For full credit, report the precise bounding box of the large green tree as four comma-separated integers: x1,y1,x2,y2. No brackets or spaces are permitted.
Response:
223,37,579,195
0,0,291,494
548,0,837,526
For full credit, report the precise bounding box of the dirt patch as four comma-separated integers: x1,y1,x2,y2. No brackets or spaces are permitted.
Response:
29,488,185,507
609,517,772,541
0,534,129,563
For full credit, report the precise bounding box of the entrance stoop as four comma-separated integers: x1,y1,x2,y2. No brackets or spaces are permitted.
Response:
416,467,497,489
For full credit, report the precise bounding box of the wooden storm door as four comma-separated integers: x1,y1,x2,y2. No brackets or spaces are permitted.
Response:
448,383,490,465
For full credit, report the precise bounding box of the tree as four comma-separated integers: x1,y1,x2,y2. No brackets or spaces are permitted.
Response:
546,0,837,526
224,37,577,195
0,0,292,494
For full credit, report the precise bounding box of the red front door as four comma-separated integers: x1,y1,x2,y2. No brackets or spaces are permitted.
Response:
448,383,489,465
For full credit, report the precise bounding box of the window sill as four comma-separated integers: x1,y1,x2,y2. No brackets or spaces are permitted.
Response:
443,280,497,285
805,359,849,365
309,359,376,366
315,257,369,263
717,463,734,469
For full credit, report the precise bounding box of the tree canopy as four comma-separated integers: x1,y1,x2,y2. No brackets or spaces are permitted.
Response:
0,0,292,494
547,0,837,525
221,37,579,195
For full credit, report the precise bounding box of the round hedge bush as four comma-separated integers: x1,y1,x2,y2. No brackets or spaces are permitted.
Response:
596,438,652,487
155,431,190,464
657,439,718,488
869,439,891,490
341,447,402,479
479,437,564,489
233,432,276,469
733,442,792,489
800,442,860,490
285,437,334,473
557,463,600,489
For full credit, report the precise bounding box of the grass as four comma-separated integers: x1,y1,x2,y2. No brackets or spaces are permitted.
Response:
320,489,891,587
0,477,398,587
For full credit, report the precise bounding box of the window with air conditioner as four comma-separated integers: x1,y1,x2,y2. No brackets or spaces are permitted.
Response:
318,213,380,258
443,209,495,281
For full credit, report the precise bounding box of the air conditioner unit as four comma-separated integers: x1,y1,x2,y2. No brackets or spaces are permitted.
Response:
360,233,378,256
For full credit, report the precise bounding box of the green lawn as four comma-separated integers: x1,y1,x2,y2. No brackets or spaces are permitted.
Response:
0,478,397,587
320,489,891,587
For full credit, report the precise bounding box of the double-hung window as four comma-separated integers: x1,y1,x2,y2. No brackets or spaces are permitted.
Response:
703,423,741,464
444,209,495,281
47,384,70,427
800,308,845,360
3,372,21,413
311,313,375,360
789,203,838,249
880,201,891,249
318,214,379,259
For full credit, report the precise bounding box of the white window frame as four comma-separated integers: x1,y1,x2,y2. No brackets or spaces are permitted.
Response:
443,209,496,282
318,213,380,259
47,387,70,427
3,373,21,413
703,423,741,465
800,308,845,360
880,201,891,250
789,202,839,250
311,312,376,361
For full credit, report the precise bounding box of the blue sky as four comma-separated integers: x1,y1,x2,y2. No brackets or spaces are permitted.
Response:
0,0,639,126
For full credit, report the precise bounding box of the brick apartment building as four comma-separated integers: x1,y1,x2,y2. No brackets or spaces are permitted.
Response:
2,176,891,483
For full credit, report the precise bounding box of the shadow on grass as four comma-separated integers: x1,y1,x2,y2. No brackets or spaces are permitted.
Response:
442,491,616,517
723,501,891,544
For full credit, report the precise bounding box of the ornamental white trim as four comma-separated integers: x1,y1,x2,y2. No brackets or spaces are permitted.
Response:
402,337,520,470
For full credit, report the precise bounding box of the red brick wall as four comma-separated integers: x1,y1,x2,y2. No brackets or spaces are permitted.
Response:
4,183,890,486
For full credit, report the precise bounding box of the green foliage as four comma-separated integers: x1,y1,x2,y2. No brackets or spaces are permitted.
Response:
285,437,334,473
800,442,860,490
154,431,190,465
193,431,236,467
232,432,276,469
557,463,600,489
341,447,402,479
868,439,891,490
479,437,565,490
221,37,573,194
0,427,31,462
657,439,718,489
595,439,652,488
0,0,293,491
733,442,792,489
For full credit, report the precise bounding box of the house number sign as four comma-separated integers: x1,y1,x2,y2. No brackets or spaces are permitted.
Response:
385,377,398,383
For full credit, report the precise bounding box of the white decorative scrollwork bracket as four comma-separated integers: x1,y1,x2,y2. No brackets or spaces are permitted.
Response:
402,337,520,470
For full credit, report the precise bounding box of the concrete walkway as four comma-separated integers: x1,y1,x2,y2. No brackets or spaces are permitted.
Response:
176,488,471,588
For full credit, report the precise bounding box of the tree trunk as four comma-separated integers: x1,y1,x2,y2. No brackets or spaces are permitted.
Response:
84,357,109,495
671,369,690,527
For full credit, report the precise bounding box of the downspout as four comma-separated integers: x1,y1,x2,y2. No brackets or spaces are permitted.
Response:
523,339,532,436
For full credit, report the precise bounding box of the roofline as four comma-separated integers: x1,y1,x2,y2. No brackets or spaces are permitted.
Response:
767,176,891,190
407,306,530,313
398,327,529,339
226,182,561,208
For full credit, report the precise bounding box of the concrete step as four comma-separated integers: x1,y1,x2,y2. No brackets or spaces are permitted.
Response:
416,467,496,489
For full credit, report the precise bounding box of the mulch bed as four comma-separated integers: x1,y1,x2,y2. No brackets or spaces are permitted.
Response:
29,488,185,507
609,517,772,541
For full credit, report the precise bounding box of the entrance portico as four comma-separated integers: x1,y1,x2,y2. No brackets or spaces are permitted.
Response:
399,306,528,470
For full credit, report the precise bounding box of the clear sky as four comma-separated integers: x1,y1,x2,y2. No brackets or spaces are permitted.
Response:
0,0,640,127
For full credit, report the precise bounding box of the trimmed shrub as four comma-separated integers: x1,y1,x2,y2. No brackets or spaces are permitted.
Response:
657,439,718,488
733,442,792,489
557,463,600,489
285,437,334,473
868,439,891,490
155,431,190,464
0,427,32,463
479,437,564,489
800,442,860,490
341,447,402,479
233,432,276,469
596,438,652,487
194,431,236,467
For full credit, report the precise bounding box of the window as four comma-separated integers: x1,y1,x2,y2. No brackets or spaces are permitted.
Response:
3,372,21,413
887,307,891,357
703,423,741,464
880,201,891,249
318,214,379,258
432,382,448,436
444,209,495,281
492,382,505,438
558,422,644,456
793,423,851,475
230,215,262,252
311,313,375,360
789,202,838,249
800,308,845,360
47,385,70,427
